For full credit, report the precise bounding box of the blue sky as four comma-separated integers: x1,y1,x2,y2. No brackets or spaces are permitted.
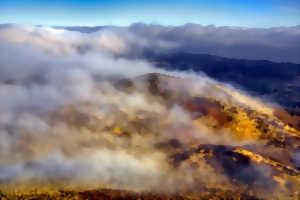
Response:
0,0,299,27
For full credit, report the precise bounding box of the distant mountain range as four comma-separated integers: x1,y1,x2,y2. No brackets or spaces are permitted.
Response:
145,52,300,109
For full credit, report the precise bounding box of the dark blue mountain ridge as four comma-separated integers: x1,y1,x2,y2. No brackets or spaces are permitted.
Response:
144,51,300,110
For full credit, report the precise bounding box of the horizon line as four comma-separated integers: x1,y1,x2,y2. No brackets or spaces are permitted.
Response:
1,22,300,29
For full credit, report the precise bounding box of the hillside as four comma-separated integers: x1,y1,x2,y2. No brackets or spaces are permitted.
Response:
1,73,299,200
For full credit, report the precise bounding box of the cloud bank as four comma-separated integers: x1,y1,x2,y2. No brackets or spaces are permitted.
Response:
3,23,300,63
58,23,300,63
131,23,300,63
0,24,214,189
0,24,299,199
0,24,170,188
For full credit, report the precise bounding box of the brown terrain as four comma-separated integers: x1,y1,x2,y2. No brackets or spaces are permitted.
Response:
1,73,299,200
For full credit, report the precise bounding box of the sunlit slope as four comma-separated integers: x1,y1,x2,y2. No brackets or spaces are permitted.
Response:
1,73,299,200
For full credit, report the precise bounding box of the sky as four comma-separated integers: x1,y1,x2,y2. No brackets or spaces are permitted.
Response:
0,0,300,27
